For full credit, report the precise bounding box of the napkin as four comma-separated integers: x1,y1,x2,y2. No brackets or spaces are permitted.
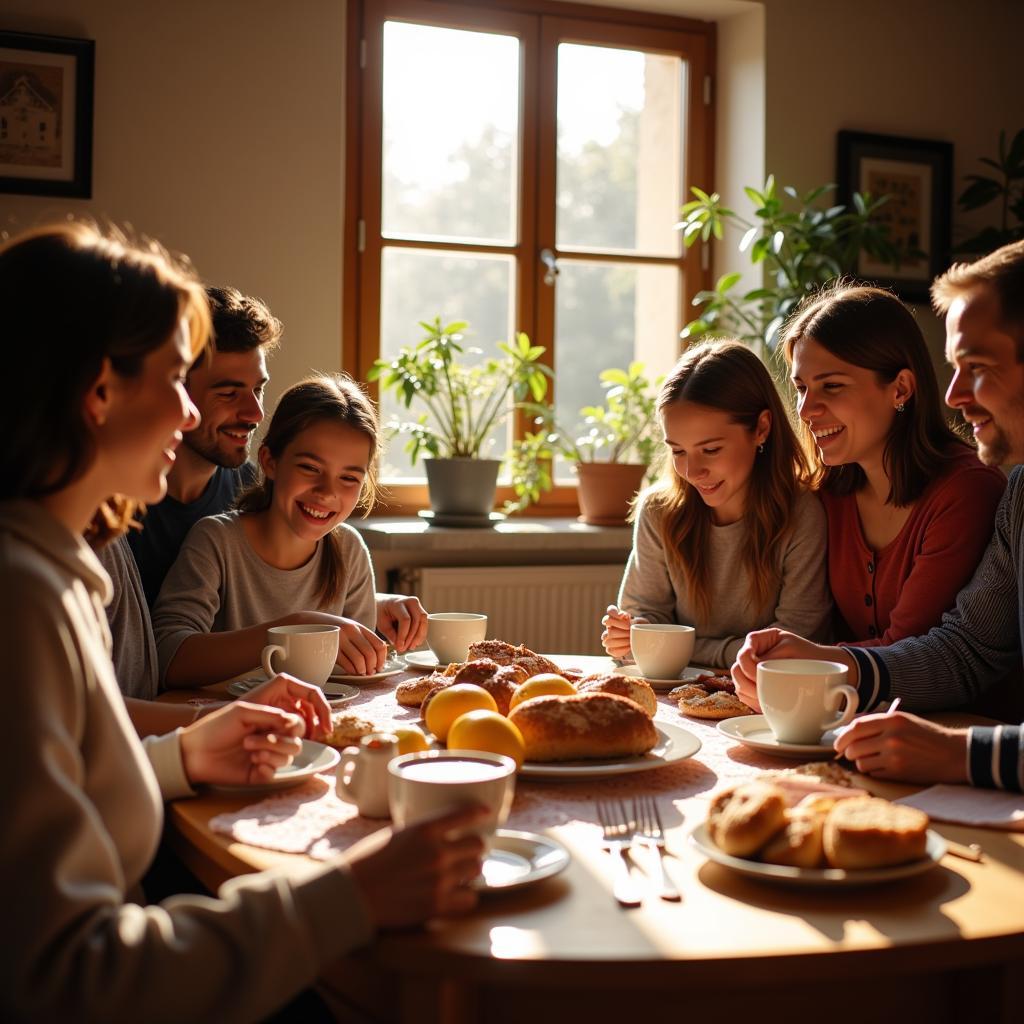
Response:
895,785,1024,831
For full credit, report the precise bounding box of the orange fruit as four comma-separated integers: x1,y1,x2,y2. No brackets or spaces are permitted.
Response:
392,725,429,755
510,673,576,709
447,709,526,768
424,683,498,742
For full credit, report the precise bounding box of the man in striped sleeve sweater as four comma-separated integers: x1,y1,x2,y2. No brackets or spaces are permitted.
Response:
733,239,1024,793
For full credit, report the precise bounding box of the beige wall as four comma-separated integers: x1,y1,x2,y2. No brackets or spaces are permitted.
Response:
0,0,347,414
2,0,1022,399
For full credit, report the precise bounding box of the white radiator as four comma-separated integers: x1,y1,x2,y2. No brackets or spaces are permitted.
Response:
402,564,624,655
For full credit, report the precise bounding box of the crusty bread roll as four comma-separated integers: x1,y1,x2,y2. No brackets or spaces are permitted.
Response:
707,782,788,858
760,805,827,868
467,640,561,678
450,659,525,715
577,673,657,717
824,797,929,869
507,692,658,762
396,671,449,707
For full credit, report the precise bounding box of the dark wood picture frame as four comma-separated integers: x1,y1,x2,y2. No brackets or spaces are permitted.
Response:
837,130,952,302
0,31,94,198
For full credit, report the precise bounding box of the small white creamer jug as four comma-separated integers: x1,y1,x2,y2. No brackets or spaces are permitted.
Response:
336,732,399,818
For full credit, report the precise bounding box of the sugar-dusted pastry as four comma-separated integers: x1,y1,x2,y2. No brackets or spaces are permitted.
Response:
396,671,450,708
324,711,377,750
678,690,754,720
508,691,658,762
577,673,657,717
466,640,561,678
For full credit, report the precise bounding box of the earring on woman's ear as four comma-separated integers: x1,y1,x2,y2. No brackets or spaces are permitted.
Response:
896,402,905,413
757,442,765,454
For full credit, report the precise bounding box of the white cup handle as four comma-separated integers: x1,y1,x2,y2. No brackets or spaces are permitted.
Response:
261,643,285,678
335,746,362,803
823,683,859,732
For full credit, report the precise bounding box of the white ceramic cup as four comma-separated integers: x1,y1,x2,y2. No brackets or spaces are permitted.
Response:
630,622,696,679
388,749,516,853
426,612,488,664
336,732,399,819
756,659,859,745
260,623,340,686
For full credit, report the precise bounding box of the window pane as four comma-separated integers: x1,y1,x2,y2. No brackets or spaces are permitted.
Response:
379,247,515,478
556,44,686,256
552,260,680,480
382,22,519,245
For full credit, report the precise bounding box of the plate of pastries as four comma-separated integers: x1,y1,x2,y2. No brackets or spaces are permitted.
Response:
691,770,945,886
394,640,702,778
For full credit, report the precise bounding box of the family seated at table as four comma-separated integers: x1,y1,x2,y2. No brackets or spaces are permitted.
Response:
3,217,1024,1020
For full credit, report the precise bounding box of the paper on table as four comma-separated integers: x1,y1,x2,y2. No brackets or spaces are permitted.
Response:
896,784,1024,832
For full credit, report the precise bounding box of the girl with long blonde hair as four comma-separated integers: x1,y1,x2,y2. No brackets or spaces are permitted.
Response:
602,339,831,669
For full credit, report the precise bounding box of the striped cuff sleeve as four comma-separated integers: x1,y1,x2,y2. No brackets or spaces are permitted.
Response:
967,725,1024,792
843,646,890,711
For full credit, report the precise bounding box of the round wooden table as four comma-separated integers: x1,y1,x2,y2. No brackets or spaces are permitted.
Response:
164,660,1024,1024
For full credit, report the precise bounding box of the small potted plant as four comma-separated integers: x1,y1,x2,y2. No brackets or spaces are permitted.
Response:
506,362,661,525
368,316,551,520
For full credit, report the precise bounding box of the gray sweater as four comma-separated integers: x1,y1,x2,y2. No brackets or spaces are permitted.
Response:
619,489,832,667
152,512,377,686
846,466,1024,791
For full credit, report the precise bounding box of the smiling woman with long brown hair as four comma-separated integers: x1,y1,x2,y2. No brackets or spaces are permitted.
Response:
0,223,484,1022
602,339,832,668
782,283,1005,646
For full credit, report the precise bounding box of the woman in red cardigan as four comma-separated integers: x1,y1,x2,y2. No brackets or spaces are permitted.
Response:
782,283,1005,646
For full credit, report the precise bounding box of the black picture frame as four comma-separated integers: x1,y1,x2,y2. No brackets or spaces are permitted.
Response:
837,130,953,302
0,31,94,198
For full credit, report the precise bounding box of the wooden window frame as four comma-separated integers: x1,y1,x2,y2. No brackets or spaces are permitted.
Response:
344,0,715,516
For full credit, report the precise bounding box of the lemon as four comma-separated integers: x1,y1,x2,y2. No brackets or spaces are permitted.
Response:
392,725,429,755
447,709,526,768
510,672,576,710
424,683,498,742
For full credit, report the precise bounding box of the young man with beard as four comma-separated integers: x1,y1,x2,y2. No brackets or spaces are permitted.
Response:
732,239,1024,792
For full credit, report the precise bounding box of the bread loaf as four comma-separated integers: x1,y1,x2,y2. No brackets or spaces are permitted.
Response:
577,673,657,717
823,797,929,869
508,692,658,762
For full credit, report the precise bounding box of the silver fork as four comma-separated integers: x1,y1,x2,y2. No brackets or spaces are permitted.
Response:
596,800,642,907
633,795,681,902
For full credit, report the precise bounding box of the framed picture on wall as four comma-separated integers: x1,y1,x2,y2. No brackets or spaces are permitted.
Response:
0,31,94,198
837,130,953,302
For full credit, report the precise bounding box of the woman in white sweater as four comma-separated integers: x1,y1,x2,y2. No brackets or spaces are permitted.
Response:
0,224,483,1022
602,340,832,668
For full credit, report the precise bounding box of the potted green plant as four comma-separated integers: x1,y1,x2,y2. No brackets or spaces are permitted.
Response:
954,128,1024,256
506,362,661,525
368,316,551,520
676,175,905,353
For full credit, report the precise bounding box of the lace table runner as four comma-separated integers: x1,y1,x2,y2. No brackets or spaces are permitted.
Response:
210,673,799,860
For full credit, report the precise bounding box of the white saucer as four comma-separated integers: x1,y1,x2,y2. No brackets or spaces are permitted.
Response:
208,740,341,794
330,658,406,683
402,650,444,671
618,664,723,692
690,824,946,887
472,829,571,890
717,714,839,758
227,677,359,707
418,509,507,529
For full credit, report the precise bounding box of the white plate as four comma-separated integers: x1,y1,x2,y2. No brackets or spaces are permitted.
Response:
717,714,838,758
690,823,946,887
402,650,444,671
227,677,359,706
472,829,571,891
330,658,406,683
618,664,725,691
519,720,702,779
208,740,341,794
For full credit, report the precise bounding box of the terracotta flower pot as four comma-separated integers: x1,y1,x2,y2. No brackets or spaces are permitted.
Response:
574,462,648,527
424,457,501,517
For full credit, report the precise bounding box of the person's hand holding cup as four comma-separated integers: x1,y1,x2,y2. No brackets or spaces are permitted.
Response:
756,659,858,745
